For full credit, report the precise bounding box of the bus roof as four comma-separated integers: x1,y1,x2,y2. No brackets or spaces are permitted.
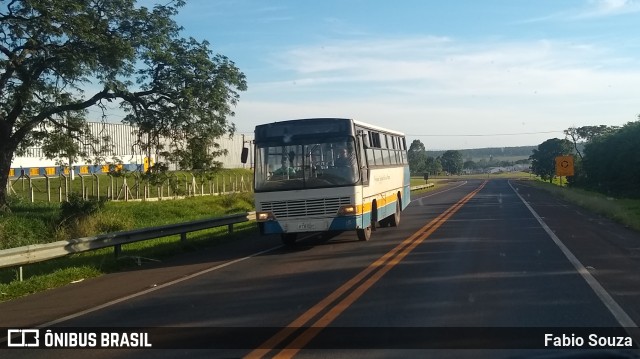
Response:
352,119,405,137
256,118,405,137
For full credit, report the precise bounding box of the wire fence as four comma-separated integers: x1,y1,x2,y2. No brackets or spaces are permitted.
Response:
6,172,253,203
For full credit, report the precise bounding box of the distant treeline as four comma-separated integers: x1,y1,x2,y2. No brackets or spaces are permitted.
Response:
425,146,536,160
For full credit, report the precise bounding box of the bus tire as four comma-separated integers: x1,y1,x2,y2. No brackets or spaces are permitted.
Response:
389,201,401,227
281,233,297,246
357,226,372,241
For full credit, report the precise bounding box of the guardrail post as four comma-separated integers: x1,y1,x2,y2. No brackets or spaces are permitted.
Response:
228,223,233,233
114,244,121,258
180,232,187,243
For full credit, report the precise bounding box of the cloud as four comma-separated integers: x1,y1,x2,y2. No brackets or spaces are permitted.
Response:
576,0,640,18
519,0,640,22
235,36,640,149
262,37,638,99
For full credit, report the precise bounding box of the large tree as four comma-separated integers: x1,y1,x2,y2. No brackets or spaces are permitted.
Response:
564,125,619,160
0,0,246,211
407,139,427,175
582,120,640,197
425,156,442,175
440,150,463,175
529,138,573,182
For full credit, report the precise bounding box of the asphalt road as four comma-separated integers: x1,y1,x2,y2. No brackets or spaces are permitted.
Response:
1,179,639,358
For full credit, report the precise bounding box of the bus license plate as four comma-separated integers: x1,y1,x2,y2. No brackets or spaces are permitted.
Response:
297,222,316,230
291,219,325,231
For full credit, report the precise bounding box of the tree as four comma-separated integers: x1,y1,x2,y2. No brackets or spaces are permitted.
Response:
440,150,463,175
0,0,247,211
425,156,442,175
581,120,640,197
463,160,477,171
564,125,619,160
529,138,573,182
408,139,427,175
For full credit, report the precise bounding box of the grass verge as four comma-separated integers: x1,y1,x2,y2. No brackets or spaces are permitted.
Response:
0,189,257,301
525,179,640,232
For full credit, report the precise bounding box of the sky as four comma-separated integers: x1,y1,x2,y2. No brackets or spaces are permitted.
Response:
130,0,640,150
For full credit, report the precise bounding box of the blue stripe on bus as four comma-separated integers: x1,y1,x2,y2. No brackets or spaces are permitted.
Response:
262,220,284,234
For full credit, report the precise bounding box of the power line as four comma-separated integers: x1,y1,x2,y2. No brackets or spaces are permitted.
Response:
411,130,563,137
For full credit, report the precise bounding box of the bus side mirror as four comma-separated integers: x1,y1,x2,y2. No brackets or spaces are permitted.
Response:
241,147,249,164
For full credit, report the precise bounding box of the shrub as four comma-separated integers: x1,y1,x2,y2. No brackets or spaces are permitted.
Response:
59,193,106,224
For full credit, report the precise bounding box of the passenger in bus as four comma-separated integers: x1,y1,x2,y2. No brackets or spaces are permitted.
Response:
273,157,296,177
335,147,356,168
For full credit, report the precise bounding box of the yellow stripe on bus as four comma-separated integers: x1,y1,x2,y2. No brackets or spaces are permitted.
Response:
356,192,399,214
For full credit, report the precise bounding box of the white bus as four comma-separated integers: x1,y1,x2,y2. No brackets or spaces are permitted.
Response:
247,118,410,245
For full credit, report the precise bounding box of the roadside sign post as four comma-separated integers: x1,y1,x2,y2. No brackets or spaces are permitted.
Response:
555,156,575,186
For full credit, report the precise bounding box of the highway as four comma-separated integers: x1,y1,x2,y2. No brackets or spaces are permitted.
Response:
1,179,639,358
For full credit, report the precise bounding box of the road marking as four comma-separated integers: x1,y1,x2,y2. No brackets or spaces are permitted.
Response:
28,245,284,329
412,181,468,203
246,181,486,358
508,181,639,332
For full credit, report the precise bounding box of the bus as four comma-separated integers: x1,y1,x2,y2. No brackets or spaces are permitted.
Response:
245,118,410,245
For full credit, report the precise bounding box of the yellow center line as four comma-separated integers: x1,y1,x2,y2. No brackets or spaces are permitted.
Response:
245,181,486,358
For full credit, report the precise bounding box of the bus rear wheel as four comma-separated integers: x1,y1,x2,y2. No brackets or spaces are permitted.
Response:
281,233,297,246
389,201,401,227
357,226,372,241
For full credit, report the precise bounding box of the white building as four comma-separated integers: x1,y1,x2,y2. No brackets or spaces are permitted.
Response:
10,122,253,176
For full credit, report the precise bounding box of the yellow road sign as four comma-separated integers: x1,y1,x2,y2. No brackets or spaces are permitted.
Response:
555,156,574,176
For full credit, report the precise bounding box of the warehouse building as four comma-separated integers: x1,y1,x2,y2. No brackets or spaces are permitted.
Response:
10,122,253,177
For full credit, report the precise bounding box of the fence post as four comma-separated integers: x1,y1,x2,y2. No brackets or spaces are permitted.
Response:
93,174,100,200
59,173,67,201
45,174,51,203
80,175,86,199
108,174,114,200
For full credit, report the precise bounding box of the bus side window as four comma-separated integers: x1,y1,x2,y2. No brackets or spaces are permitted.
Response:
359,134,369,185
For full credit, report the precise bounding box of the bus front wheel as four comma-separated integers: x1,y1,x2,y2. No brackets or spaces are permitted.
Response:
357,226,372,241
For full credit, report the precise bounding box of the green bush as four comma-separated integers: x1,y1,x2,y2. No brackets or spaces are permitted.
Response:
59,193,106,223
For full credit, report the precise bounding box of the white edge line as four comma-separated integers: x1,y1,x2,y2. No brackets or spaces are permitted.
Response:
27,245,283,330
508,180,639,331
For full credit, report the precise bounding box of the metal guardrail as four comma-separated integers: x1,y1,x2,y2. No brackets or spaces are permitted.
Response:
0,212,256,270
1,183,437,271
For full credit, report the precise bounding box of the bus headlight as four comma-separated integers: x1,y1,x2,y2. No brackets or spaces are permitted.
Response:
337,205,357,216
256,211,275,221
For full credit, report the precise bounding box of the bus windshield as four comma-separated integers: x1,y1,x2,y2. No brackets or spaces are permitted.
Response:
255,136,359,192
